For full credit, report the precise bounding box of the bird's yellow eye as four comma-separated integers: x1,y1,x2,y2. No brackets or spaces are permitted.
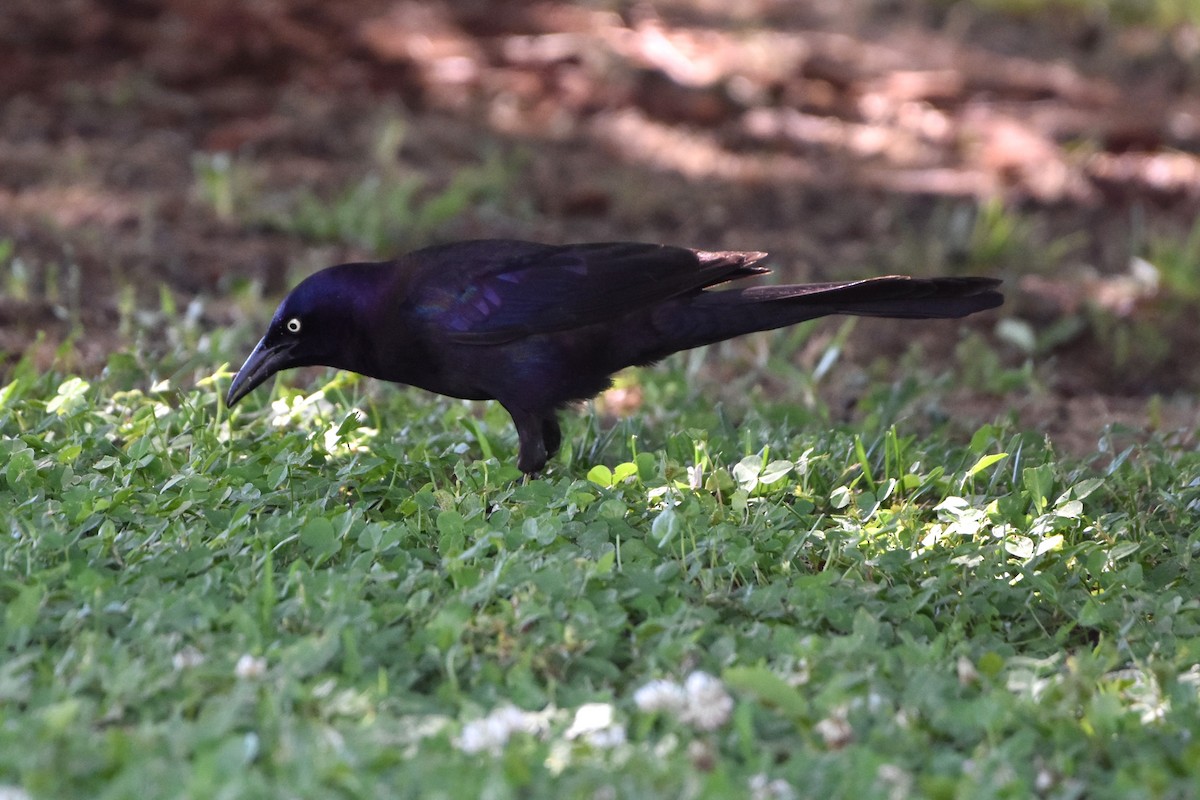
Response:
286,318,301,334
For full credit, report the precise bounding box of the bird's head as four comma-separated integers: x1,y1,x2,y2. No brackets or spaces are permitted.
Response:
225,263,386,407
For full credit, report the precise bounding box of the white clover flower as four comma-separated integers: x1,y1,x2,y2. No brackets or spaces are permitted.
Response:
814,708,853,748
565,703,613,737
457,714,510,755
171,646,205,671
0,786,32,800
456,705,543,755
585,724,627,749
633,679,687,714
876,764,912,800
687,738,716,771
681,671,734,731
957,656,979,686
634,671,733,731
565,703,626,748
234,654,267,679
749,774,797,800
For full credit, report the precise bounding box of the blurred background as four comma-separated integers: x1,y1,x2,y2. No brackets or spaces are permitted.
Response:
2,0,1199,451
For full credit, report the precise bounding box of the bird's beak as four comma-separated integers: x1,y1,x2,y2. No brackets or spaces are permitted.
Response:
225,337,296,407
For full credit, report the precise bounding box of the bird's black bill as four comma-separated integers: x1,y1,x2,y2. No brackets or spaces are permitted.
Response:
225,338,294,407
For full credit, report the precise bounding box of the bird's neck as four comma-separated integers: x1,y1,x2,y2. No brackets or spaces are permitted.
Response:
344,270,429,384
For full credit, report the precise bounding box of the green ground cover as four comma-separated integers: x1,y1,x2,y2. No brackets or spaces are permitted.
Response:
1,341,1198,799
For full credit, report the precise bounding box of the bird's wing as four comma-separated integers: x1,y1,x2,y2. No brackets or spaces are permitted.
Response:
427,241,767,344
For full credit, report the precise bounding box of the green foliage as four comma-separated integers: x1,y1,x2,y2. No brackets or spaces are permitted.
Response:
1,348,1199,798
191,123,518,258
1147,217,1200,303
0,241,85,330
270,152,515,255
925,197,1082,275
192,152,253,222
955,0,1200,27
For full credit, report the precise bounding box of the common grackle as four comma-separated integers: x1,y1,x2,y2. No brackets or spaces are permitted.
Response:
226,239,1002,474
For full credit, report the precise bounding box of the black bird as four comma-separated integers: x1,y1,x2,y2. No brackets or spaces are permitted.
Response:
226,240,1002,474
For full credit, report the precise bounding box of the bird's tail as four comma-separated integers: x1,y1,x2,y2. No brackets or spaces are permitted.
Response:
646,275,1002,357
727,275,1004,319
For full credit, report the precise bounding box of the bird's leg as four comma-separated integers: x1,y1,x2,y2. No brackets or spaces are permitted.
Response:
504,405,548,475
541,414,562,460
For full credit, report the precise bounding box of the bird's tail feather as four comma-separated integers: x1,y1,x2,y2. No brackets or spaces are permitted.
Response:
648,275,1002,357
766,275,1000,319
